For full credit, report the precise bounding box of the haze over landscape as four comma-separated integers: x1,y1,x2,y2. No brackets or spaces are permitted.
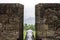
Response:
24,17,35,24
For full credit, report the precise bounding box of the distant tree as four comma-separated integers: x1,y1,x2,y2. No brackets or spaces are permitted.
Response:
24,24,27,30
24,24,35,31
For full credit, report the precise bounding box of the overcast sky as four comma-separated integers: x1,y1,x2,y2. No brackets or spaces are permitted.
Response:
20,0,60,20
0,0,60,20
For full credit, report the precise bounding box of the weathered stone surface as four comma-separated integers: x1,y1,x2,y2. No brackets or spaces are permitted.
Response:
0,3,23,40
35,3,60,40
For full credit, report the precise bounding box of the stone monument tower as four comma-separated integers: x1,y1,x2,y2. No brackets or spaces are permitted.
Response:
0,3,24,40
35,3,60,40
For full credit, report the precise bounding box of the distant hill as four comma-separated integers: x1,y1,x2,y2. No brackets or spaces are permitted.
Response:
24,17,35,24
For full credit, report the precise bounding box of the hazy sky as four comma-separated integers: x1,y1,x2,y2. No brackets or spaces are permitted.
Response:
0,0,60,20
20,0,60,20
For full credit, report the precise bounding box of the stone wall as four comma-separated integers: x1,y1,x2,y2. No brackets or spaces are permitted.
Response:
35,3,60,40
0,3,24,40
